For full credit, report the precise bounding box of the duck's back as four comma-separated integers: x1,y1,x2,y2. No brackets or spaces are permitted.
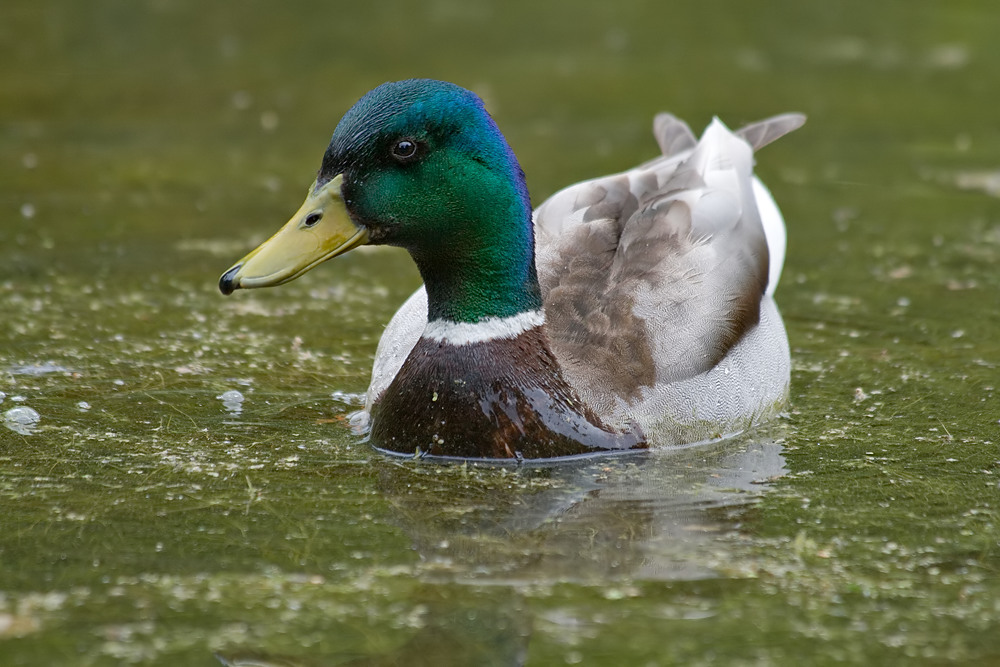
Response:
533,114,802,440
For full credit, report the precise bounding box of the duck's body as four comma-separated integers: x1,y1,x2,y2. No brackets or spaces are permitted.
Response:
220,79,803,459
365,113,796,449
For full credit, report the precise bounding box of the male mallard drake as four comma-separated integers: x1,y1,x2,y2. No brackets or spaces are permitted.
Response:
219,79,803,460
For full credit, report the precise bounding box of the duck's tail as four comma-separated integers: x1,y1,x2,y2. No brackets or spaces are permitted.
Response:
735,113,807,151
736,113,806,295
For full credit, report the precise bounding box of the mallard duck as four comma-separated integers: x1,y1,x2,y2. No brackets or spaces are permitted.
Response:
219,79,803,460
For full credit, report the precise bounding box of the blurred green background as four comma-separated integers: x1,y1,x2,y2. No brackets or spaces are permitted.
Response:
2,1,999,664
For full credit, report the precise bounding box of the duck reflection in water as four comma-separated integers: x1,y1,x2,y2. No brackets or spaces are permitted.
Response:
215,435,786,666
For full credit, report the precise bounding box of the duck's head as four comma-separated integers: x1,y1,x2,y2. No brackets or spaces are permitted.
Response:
220,79,539,322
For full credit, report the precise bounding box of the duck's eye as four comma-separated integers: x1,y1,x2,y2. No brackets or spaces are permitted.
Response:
391,139,418,162
303,212,323,227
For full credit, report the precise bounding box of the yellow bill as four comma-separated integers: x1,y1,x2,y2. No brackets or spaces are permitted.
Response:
219,175,368,294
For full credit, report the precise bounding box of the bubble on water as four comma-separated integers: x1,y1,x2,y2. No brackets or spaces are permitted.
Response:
77,401,91,411
20,203,36,219
4,407,40,435
217,390,244,415
0,392,5,404
218,389,244,403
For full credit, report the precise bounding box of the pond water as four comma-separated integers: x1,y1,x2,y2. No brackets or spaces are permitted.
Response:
2,1,999,664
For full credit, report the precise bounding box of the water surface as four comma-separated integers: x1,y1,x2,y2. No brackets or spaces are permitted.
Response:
2,1,999,664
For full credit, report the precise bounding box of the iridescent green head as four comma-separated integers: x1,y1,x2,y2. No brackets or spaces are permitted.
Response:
221,79,541,324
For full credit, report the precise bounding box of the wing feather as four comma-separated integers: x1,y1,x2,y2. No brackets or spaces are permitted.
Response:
539,115,802,400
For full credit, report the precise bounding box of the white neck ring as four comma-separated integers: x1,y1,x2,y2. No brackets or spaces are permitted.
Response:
421,309,545,346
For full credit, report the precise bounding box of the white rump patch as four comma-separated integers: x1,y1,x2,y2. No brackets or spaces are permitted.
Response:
422,309,545,346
